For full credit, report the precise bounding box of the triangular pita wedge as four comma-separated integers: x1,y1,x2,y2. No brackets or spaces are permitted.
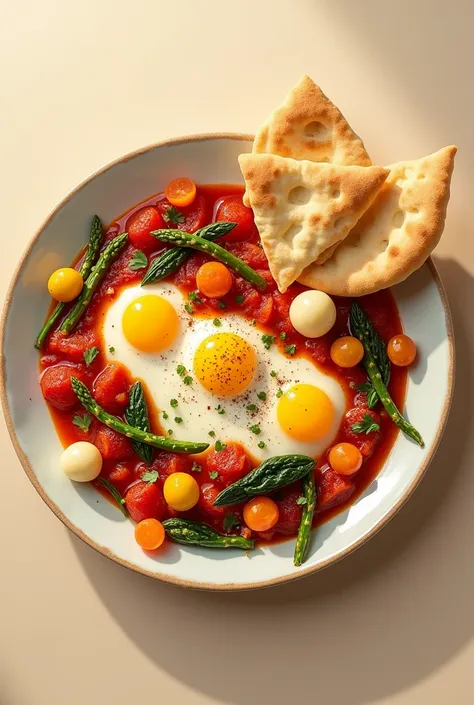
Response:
243,75,371,206
298,146,457,296
239,153,389,292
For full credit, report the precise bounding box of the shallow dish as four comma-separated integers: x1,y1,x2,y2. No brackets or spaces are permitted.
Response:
0,134,454,590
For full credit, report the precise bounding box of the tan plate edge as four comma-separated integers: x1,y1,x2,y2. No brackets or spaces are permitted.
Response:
0,134,455,591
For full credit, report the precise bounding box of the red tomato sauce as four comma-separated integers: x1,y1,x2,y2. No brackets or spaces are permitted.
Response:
38,184,406,545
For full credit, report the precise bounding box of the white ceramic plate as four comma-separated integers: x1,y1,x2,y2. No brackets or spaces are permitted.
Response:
0,134,454,590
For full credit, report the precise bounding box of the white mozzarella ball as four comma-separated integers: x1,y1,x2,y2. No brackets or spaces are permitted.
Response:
61,442,103,482
289,290,336,338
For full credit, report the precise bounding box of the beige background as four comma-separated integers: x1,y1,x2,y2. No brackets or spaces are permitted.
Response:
1,1,473,703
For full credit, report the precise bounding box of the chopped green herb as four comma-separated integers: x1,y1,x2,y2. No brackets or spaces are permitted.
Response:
280,332,287,341
176,364,186,376
162,411,169,420
351,413,380,435
257,391,267,401
235,295,244,304
183,375,193,386
208,430,216,438
188,290,202,304
213,318,222,327
270,370,277,378
223,513,240,532
170,399,178,408
209,470,220,480
191,462,202,473
83,346,99,366
215,440,227,452
285,344,297,356
296,496,308,506
257,441,266,449
109,346,115,354
262,334,276,350
141,470,159,484
250,424,261,435
129,250,148,271
216,405,226,415
249,319,256,326
163,205,185,224
72,413,92,432
218,300,227,310
167,429,173,436
246,403,257,411
184,303,194,314
276,388,283,398
174,416,183,424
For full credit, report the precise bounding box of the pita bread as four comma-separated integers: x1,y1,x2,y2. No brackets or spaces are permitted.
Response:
298,146,457,296
239,153,389,292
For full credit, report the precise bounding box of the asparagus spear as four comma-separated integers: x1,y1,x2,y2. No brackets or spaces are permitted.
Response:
350,301,424,447
141,221,237,286
162,518,254,549
95,476,129,517
293,471,316,567
60,232,128,334
35,215,104,348
71,377,209,454
124,381,153,464
152,229,268,291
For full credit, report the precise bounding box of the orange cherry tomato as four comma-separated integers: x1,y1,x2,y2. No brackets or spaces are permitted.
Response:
196,261,233,298
387,334,417,367
328,442,363,476
330,336,364,368
134,518,166,551
243,496,279,532
165,177,197,208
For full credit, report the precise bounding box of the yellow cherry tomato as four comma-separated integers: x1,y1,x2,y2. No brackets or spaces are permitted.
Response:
48,267,83,302
330,336,364,368
135,518,166,551
163,472,200,511
387,335,417,367
243,496,279,532
328,442,363,476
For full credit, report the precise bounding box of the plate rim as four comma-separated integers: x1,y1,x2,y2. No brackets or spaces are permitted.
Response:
0,132,455,591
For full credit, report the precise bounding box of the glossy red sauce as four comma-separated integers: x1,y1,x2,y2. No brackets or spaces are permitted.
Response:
39,185,406,544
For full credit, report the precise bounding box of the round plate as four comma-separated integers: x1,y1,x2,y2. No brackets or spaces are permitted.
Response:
0,134,454,590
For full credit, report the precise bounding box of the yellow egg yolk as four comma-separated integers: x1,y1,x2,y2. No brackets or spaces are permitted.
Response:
277,383,334,442
193,332,257,397
122,295,179,352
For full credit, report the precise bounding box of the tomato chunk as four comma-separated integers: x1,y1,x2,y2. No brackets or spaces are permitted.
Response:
94,426,132,460
151,452,192,479
157,194,207,233
206,442,250,486
198,484,226,519
317,469,354,511
342,407,381,457
173,252,210,289
48,328,99,363
225,242,269,270
40,364,85,410
215,196,258,242
126,206,164,252
274,486,303,535
125,481,167,523
93,364,130,414
305,337,331,365
108,463,134,493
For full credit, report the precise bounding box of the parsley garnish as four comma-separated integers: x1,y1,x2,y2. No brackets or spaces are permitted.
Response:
296,496,308,506
223,513,240,532
262,334,276,350
249,319,256,326
176,364,186,376
257,441,266,449
184,303,194,314
250,424,261,435
276,388,283,398
284,344,297,356
83,346,99,366
213,318,222,327
215,440,227,452
109,346,115,354
208,430,216,437
163,205,185,224
174,416,183,424
218,301,227,310
235,295,244,304
188,291,202,304
129,250,148,271
183,375,193,385
191,462,202,473
216,405,226,415
167,429,173,436
351,413,380,435
270,370,277,378
72,414,92,432
257,391,267,401
141,470,159,484
170,399,178,408
162,411,169,420
280,332,287,341
246,403,257,411
209,470,220,480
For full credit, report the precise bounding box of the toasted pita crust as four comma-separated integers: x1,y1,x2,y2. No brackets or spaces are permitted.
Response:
298,146,457,296
239,153,389,293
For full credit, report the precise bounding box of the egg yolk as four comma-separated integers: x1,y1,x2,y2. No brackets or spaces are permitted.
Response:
194,333,257,397
277,383,334,442
122,295,179,352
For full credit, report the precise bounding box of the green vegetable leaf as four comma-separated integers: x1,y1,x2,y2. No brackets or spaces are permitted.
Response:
162,411,169,420
208,430,216,437
95,477,129,517
262,334,276,350
246,403,257,411
257,392,266,401
191,462,202,473
72,413,92,432
176,364,186,376
276,388,283,398
163,206,185,224
109,346,115,354
209,470,220,480
296,496,308,506
174,416,183,424
213,318,222,327
257,441,266,449
170,399,178,408
223,513,240,532
188,290,202,304
355,382,373,393
184,303,194,314
351,413,380,435
183,375,193,385
270,370,277,378
216,405,225,415
250,424,261,435
280,332,287,341
83,346,99,366
129,250,148,271
167,429,173,436
141,470,159,484
284,344,297,356
215,440,227,452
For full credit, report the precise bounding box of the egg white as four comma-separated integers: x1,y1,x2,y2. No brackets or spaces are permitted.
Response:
102,283,346,462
